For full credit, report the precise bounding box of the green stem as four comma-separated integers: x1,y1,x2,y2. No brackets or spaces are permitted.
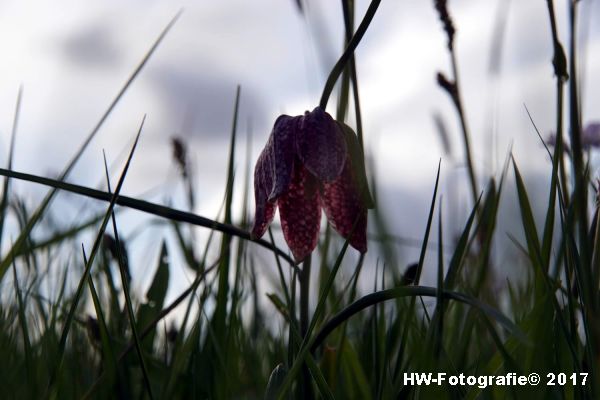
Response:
103,157,154,400
568,1,589,269
298,255,313,399
319,0,382,110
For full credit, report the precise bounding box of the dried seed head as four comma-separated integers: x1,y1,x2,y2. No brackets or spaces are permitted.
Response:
167,323,178,343
171,136,188,178
86,315,101,344
434,0,455,50
436,72,457,98
401,263,418,286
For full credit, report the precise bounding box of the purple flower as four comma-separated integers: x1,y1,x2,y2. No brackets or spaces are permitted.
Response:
252,107,372,262
545,133,557,147
583,122,600,149
547,122,600,151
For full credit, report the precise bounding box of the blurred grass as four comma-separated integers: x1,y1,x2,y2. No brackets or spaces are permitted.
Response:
0,1,599,399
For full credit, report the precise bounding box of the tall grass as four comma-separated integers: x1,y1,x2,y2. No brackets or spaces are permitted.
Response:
1,1,599,399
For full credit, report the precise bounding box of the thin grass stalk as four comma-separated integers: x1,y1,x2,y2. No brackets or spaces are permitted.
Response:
330,253,365,389
434,200,444,358
311,286,523,353
211,85,240,398
556,188,581,363
568,2,588,268
277,217,359,399
567,14,598,386
340,0,369,205
562,183,596,388
396,161,441,375
268,290,335,400
514,160,582,372
11,249,32,390
298,254,313,399
161,199,231,397
269,229,292,314
289,265,298,370
48,116,145,397
416,160,441,284
336,0,352,123
83,247,122,397
448,51,478,206
102,153,154,400
545,0,570,206
0,167,296,266
434,0,478,205
228,128,253,331
575,19,600,394
0,87,22,250
319,0,381,110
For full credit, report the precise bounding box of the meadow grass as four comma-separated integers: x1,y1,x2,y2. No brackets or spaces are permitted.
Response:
1,0,599,399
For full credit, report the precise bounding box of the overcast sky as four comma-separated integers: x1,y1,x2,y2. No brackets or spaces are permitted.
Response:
1,0,599,299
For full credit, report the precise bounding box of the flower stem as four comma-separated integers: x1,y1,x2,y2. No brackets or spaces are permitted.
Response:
319,0,382,110
341,0,367,154
568,0,589,267
298,255,313,399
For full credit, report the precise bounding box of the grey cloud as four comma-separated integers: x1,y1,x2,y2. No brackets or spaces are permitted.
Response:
61,22,122,68
149,65,268,142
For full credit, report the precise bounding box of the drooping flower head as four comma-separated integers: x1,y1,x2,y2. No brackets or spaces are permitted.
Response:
252,107,373,262
583,122,600,149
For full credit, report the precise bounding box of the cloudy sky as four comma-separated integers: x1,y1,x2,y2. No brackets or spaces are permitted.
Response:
1,0,599,298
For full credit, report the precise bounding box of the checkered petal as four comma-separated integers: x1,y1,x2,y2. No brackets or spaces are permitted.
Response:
296,107,347,183
251,148,276,239
278,163,322,262
268,115,299,201
320,156,367,253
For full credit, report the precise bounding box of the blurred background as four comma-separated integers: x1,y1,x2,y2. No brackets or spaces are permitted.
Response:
0,0,599,311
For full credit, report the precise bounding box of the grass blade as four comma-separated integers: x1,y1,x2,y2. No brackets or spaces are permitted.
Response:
512,158,543,271
102,150,154,399
0,167,295,266
277,216,359,399
83,246,121,397
416,160,442,284
443,193,481,290
11,247,32,389
0,87,22,249
48,116,145,395
319,0,382,109
311,285,526,352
